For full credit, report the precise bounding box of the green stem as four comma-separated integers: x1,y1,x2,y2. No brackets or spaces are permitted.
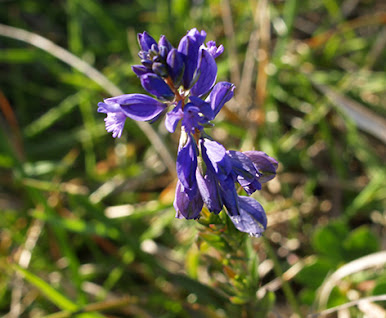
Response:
263,237,303,318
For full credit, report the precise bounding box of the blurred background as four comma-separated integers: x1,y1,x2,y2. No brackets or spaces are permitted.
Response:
0,0,385,317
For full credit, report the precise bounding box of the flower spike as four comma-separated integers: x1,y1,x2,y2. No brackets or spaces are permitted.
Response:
98,28,278,236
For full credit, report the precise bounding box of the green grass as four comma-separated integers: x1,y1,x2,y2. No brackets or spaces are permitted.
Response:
0,0,385,317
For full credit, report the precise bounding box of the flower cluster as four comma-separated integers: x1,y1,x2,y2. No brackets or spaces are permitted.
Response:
98,28,278,236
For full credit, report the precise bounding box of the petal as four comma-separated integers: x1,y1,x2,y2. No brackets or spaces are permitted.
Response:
181,103,202,133
227,150,261,194
166,49,185,87
111,94,166,121
176,133,198,190
190,48,217,97
98,101,121,114
138,31,157,52
178,29,207,89
174,181,203,219
219,175,239,216
189,96,213,119
201,139,232,178
243,151,278,183
229,196,267,236
103,111,127,138
205,41,224,58
140,73,175,100
196,168,223,214
165,101,183,133
206,82,235,119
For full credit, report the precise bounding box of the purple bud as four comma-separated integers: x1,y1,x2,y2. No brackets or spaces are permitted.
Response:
132,65,151,77
166,49,185,87
158,35,173,58
138,32,158,52
140,73,175,100
152,62,168,77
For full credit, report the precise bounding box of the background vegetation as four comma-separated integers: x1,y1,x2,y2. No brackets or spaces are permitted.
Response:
0,0,385,317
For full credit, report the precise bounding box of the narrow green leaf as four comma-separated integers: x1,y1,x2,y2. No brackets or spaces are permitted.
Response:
14,265,78,312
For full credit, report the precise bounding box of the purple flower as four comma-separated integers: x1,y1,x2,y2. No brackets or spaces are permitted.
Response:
195,138,273,236
98,94,167,137
98,28,278,237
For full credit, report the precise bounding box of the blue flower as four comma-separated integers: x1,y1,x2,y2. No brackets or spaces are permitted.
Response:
98,94,167,137
194,137,276,235
98,28,278,236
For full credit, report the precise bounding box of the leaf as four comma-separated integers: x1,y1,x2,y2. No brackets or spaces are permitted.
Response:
14,265,78,312
295,257,334,289
312,221,349,263
343,226,380,261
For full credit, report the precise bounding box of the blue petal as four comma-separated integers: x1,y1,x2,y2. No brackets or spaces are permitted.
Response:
201,139,232,178
189,96,213,119
219,175,239,216
190,49,217,97
181,103,202,133
227,150,261,194
165,101,183,133
174,181,203,219
176,133,198,190
243,151,278,183
178,28,207,89
196,168,223,214
98,101,121,114
206,82,235,119
205,41,224,58
229,196,267,236
105,94,166,122
140,73,175,100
